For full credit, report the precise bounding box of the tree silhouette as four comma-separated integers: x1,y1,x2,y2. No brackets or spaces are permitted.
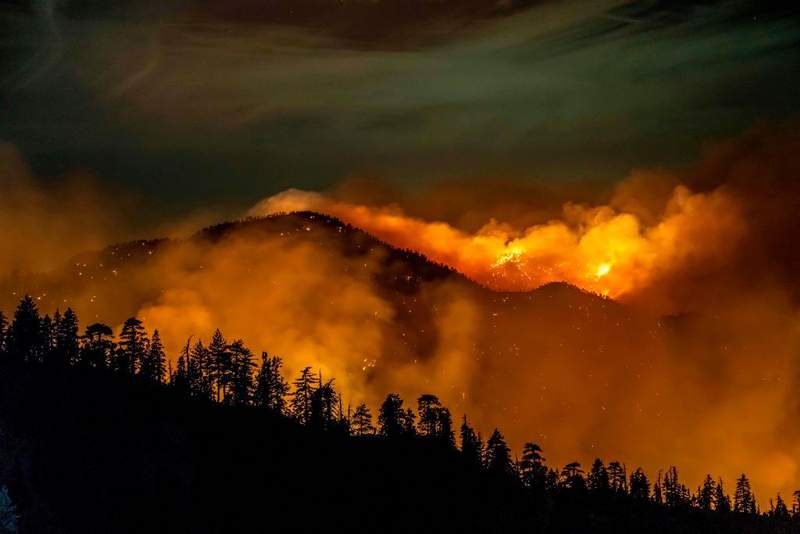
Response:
417,394,441,437
351,403,375,436
254,353,289,414
54,308,79,367
734,474,756,514
189,340,212,400
629,467,650,501
310,379,340,431
519,442,547,494
378,393,405,438
715,478,731,512
560,462,586,491
208,329,231,402
7,296,43,364
607,461,627,494
663,466,689,508
228,339,255,406
459,416,482,468
81,323,114,369
484,429,514,477
290,367,318,425
697,474,715,511
587,459,610,493
772,494,790,520
140,330,167,383
115,317,148,375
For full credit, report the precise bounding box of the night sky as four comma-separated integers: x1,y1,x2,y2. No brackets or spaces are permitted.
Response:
2,0,799,220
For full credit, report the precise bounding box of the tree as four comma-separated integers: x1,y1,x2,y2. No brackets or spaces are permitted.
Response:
402,408,416,437
653,471,663,505
6,296,43,364
351,403,375,436
587,459,610,493
310,379,339,430
663,466,689,508
290,367,318,425
189,340,212,400
436,407,455,447
115,317,148,375
519,442,547,492
254,353,289,414
715,478,731,513
607,461,627,494
378,393,405,438
172,340,190,394
484,429,514,477
773,494,790,520
734,474,756,514
460,417,482,468
228,339,255,406
792,489,800,516
81,323,114,369
208,329,231,402
54,308,79,367
141,330,167,383
629,468,650,501
697,474,715,511
417,394,442,437
560,462,586,491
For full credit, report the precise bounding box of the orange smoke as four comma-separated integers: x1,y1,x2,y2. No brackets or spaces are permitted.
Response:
248,182,745,299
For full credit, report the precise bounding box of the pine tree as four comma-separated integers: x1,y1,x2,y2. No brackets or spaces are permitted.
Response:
607,461,627,494
55,308,79,366
378,393,405,438
734,474,756,514
560,462,586,491
653,471,663,505
773,494,790,520
351,403,375,436
519,442,547,492
141,330,167,383
254,352,289,414
402,408,416,436
208,329,231,402
172,341,190,394
310,379,339,430
460,416,483,468
663,466,689,508
6,296,44,364
417,394,441,437
189,340,212,400
629,468,650,501
587,459,610,493
436,407,455,447
40,314,55,365
290,367,318,425
697,474,715,511
228,339,255,406
715,478,731,512
81,323,114,369
484,429,514,477
116,317,148,375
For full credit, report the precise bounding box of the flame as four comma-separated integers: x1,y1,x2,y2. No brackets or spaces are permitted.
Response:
249,184,744,299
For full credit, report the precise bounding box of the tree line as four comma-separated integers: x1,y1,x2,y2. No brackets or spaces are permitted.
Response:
0,295,798,528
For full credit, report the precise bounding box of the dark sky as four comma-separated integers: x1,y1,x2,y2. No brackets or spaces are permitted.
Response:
2,0,799,218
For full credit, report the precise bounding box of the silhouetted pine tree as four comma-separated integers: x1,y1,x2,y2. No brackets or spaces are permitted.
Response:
40,314,54,364
629,467,650,501
80,323,114,369
460,416,482,468
55,308,79,367
351,403,375,436
734,474,757,514
310,379,339,430
607,461,627,494
402,408,416,437
417,394,441,437
172,340,190,395
189,340,212,400
587,459,610,493
228,340,255,406
560,462,586,491
141,330,166,383
772,494,790,520
484,429,514,478
290,366,318,425
254,352,289,414
436,407,455,447
716,478,731,512
208,329,231,402
519,442,547,493
664,466,690,508
7,296,43,364
697,474,716,511
378,393,405,438
653,471,663,505
115,317,148,375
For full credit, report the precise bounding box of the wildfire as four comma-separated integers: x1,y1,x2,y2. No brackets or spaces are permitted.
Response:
249,185,744,299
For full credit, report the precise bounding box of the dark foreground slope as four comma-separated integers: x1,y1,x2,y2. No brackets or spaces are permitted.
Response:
0,362,791,534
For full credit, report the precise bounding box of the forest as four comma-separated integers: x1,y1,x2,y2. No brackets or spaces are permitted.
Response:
0,294,797,533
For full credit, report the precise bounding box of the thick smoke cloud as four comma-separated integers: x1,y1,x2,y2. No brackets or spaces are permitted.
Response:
1,123,799,504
